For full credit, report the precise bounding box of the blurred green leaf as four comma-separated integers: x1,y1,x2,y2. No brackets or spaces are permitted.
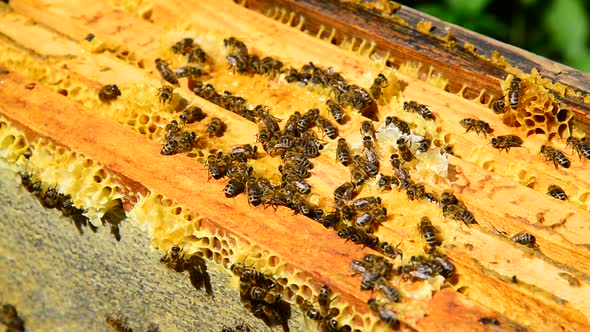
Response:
570,53,590,73
445,0,491,14
520,0,538,6
545,0,588,60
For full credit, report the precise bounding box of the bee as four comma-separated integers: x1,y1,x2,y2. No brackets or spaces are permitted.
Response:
321,211,342,229
403,101,434,120
224,37,248,55
459,118,493,137
227,162,253,182
431,251,456,277
406,182,425,201
298,108,320,132
443,203,477,225
507,77,522,110
207,117,225,137
318,285,332,317
350,230,380,249
187,45,208,64
161,131,196,155
282,151,313,169
58,195,85,216
374,277,400,302
157,84,175,104
351,196,382,211
255,106,281,134
566,136,590,160
206,152,226,180
336,138,351,166
380,241,402,259
334,181,356,202
360,120,375,138
419,216,439,247
390,153,402,169
416,136,431,153
245,177,262,206
250,286,280,304
179,106,205,124
491,99,508,114
547,185,567,201
0,304,25,332
98,84,121,103
171,37,194,55
230,144,258,162
540,145,570,169
424,192,439,204
326,100,345,124
377,173,398,192
396,137,415,162
284,173,312,195
350,164,369,186
362,136,379,166
225,178,246,198
439,190,458,208
491,135,523,153
280,160,311,179
301,300,322,320
317,116,338,139
155,58,179,85
370,73,388,100
394,165,412,190
384,116,411,135
319,318,350,332
39,186,60,208
355,207,387,229
338,226,358,239
352,155,379,178
106,313,132,332
174,66,203,80
511,232,536,247
368,299,397,328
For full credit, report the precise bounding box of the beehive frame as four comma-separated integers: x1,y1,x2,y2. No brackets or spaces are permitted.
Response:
1,1,590,331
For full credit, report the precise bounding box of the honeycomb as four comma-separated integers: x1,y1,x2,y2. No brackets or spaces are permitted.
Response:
2,1,590,331
499,74,574,139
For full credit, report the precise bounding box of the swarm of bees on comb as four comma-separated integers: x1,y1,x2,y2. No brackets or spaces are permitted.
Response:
9,27,582,330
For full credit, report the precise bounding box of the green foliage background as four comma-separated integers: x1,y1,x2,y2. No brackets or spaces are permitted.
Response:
398,0,590,73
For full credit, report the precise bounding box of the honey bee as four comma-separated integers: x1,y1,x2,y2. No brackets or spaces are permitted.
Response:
377,173,398,192
396,137,415,162
179,106,205,124
230,144,258,162
384,116,411,135
206,152,227,180
362,136,379,166
187,45,208,64
245,177,262,206
419,216,439,247
39,186,60,208
98,84,121,103
370,73,388,100
507,77,522,110
250,286,280,304
174,66,203,80
368,299,398,328
1,304,25,332
431,251,456,278
374,277,400,302
58,195,85,216
360,120,375,138
319,318,350,332
490,135,523,153
301,300,323,320
318,285,333,317
317,116,338,139
321,211,342,229
337,226,358,240
157,84,175,104
106,313,132,332
225,178,246,198
336,138,351,166
350,164,369,186
280,160,311,179
255,106,281,134
350,230,380,249
155,58,179,85
380,241,402,259
161,131,196,155
511,232,536,247
171,37,194,55
298,108,320,132
547,185,567,201
352,155,379,178
282,151,313,169
439,190,458,208
389,153,402,169
566,136,590,160
207,117,225,137
403,101,434,120
284,174,312,195
355,207,387,229
416,136,431,153
459,118,493,138
442,203,477,225
334,181,356,202
540,145,570,169
326,100,345,124
224,37,248,55
491,99,507,114
351,196,382,211
406,182,425,201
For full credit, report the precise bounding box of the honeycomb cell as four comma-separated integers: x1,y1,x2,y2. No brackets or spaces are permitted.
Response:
1,134,16,149
213,237,222,251
301,284,313,299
